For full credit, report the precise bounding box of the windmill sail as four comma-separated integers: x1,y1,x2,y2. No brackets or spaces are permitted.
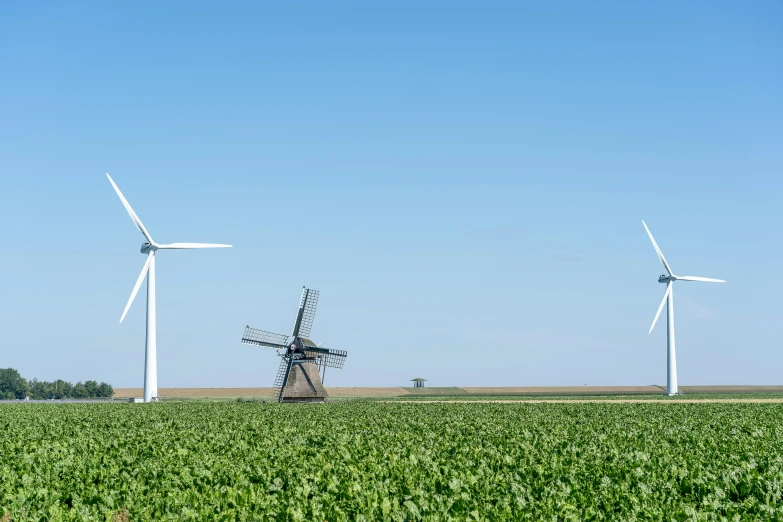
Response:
303,346,348,369
292,288,319,339
241,327,290,350
272,357,294,401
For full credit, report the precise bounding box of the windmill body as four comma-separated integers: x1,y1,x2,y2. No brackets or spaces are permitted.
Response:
242,287,347,402
145,252,157,400
666,282,676,395
643,221,724,396
107,174,231,403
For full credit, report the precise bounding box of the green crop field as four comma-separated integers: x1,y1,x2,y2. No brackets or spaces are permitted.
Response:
1,402,783,521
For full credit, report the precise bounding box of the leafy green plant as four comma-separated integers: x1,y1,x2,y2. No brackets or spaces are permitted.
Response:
1,402,782,520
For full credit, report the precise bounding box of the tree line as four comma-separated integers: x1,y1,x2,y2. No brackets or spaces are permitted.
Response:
0,368,114,400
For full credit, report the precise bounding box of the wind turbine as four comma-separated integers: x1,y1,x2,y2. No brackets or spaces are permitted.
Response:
107,173,231,402
642,220,724,396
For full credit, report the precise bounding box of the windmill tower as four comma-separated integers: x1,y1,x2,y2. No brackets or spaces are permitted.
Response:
241,287,347,402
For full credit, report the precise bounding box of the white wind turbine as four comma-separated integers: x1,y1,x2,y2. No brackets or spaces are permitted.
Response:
107,173,231,402
642,220,724,396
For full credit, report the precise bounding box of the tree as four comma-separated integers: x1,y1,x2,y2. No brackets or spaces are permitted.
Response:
97,382,114,398
28,379,54,400
54,379,73,399
73,382,88,399
0,368,29,399
0,370,114,399
84,380,99,397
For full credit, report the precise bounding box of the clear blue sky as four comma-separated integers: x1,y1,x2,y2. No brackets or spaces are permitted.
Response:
1,1,782,388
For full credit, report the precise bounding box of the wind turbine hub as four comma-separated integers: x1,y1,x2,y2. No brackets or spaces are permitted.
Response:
140,242,157,254
658,274,674,283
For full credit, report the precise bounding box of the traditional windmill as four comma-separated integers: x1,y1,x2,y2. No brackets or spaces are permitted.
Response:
241,287,347,402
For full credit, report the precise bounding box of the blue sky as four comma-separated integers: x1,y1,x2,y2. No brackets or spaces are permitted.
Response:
1,1,782,388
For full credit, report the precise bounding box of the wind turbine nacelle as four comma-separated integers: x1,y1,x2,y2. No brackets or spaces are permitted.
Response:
658,274,673,283
140,242,153,254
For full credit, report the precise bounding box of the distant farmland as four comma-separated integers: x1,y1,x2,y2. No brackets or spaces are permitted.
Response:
111,385,783,399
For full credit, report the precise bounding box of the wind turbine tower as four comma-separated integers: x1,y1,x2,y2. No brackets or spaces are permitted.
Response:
107,174,231,402
642,220,725,396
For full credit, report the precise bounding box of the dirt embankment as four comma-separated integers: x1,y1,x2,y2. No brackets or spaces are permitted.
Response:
112,385,783,399
397,398,783,404
112,387,411,398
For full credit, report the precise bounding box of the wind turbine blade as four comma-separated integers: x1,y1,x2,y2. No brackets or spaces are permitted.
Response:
677,276,726,283
120,253,153,323
155,243,232,249
649,282,672,334
642,220,673,276
106,173,154,244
